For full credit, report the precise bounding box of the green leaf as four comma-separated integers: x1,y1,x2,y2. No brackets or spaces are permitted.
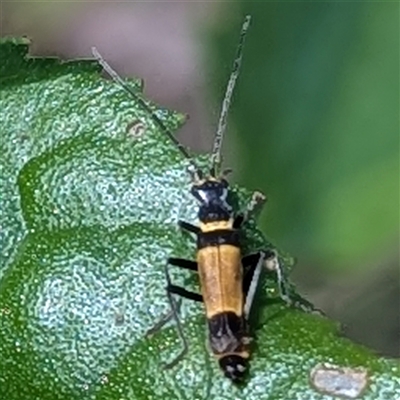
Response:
1,39,399,400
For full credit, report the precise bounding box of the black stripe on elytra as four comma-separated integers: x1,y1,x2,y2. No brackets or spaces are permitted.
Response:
197,229,240,250
207,311,246,355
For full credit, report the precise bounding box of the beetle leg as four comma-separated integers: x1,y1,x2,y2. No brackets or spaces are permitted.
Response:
146,259,202,369
178,220,201,235
167,284,203,302
233,191,266,228
168,257,198,272
264,251,292,306
146,305,178,337
162,261,204,369
242,250,292,309
242,251,265,319
146,257,198,336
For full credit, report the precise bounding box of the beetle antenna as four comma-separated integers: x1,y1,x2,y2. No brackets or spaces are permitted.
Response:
92,47,201,179
210,15,251,176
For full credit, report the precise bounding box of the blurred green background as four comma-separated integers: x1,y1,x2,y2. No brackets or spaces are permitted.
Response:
2,2,399,356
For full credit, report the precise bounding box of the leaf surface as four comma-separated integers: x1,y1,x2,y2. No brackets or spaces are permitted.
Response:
0,39,399,400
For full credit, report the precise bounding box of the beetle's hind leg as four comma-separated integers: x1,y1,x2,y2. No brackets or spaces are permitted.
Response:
263,251,292,306
242,250,292,307
241,251,266,319
242,249,295,314
146,258,199,336
146,258,198,335
146,257,202,369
